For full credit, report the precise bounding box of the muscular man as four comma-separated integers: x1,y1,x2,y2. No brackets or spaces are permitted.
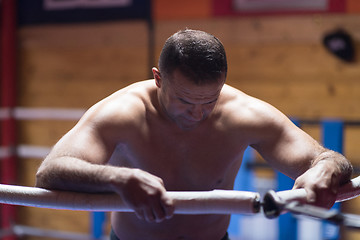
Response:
36,29,353,240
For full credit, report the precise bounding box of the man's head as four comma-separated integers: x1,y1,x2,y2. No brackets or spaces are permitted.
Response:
158,29,227,85
154,29,227,130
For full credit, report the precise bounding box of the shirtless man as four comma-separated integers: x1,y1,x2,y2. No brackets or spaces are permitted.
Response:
36,29,352,240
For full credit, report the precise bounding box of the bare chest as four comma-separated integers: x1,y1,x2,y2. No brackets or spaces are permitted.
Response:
110,126,246,191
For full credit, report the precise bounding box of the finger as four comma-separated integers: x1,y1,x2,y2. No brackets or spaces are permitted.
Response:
152,202,167,223
162,195,175,219
305,188,316,203
156,177,165,187
134,208,145,221
143,208,156,223
330,175,340,195
292,182,300,190
150,192,172,222
292,179,304,191
143,171,164,187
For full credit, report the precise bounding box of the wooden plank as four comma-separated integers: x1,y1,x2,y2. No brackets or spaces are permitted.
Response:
153,0,212,20
18,21,149,108
17,120,76,146
346,0,360,13
155,14,360,45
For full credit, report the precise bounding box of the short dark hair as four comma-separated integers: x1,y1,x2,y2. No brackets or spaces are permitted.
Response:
158,29,227,85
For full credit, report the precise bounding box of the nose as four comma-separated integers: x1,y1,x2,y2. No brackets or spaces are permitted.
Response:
188,104,204,121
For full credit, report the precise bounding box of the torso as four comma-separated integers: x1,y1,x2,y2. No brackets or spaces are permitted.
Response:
105,80,254,240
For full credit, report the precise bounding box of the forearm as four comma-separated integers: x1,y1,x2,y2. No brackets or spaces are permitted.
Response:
36,156,129,193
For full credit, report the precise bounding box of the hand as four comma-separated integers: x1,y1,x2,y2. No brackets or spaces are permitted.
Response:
292,161,340,209
112,168,174,223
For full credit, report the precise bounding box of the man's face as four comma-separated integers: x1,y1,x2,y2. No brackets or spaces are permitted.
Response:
156,69,225,130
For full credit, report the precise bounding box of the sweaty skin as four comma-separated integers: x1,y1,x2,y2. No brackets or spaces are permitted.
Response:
36,68,352,240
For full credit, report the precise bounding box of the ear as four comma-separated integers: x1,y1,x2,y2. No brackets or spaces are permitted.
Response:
152,67,162,88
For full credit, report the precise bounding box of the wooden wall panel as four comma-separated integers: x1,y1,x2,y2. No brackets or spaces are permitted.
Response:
17,120,77,146
227,43,360,119
347,0,360,13
18,21,149,108
153,0,212,20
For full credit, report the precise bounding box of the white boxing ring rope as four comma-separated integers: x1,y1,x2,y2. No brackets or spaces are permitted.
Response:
274,175,360,205
0,185,260,215
1,175,360,216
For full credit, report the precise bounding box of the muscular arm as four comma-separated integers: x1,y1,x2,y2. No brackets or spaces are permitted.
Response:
245,97,352,207
36,102,120,192
36,90,174,222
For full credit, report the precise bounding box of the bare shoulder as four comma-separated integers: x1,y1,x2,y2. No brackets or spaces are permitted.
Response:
85,81,154,122
45,80,157,163
217,84,301,147
73,80,157,140
220,84,288,126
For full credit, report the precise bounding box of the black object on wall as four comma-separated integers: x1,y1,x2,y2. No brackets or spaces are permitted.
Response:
323,29,356,63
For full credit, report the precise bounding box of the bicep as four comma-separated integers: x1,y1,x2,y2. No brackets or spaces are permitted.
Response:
47,127,111,165
43,93,141,166
250,111,324,179
45,114,117,166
